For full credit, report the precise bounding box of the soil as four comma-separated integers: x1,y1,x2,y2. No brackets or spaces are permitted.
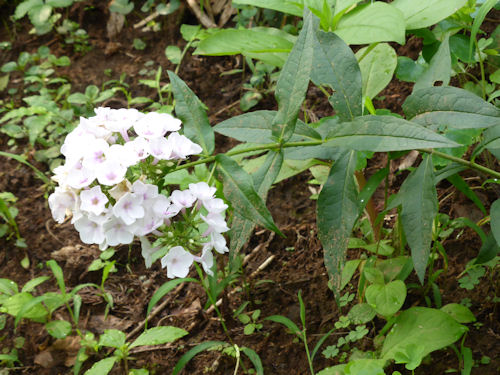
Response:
0,3,499,375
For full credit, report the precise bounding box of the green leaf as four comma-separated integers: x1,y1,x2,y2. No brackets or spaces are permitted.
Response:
15,0,43,19
99,329,126,349
391,0,467,29
311,30,362,121
381,307,467,362
215,110,321,143
146,278,197,319
0,278,18,295
241,347,264,375
399,156,437,283
24,115,50,145
216,155,283,236
356,43,397,99
348,303,376,324
403,86,500,129
447,174,486,215
84,357,117,375
67,93,88,105
168,71,214,155
490,199,500,248
317,151,359,293
232,0,303,16
165,45,181,64
130,326,188,348
475,232,500,265
194,28,294,67
365,280,406,317
323,116,459,151
396,56,426,83
109,0,134,14
46,0,73,7
264,315,301,336
229,150,283,260
45,320,72,339
272,9,315,141
340,259,361,291
414,35,451,92
1,62,18,73
441,303,476,323
29,4,52,27
21,276,50,293
172,341,228,375
47,260,66,297
335,3,405,45
4,293,47,322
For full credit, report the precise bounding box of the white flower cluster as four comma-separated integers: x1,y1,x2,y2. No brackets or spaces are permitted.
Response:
48,107,229,278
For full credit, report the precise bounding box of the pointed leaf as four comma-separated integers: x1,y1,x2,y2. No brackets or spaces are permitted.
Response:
335,3,405,45
229,150,283,258
216,155,282,236
490,199,500,248
317,151,359,293
146,278,197,318
264,315,301,336
323,116,459,151
241,347,264,375
168,71,214,155
356,43,397,100
130,326,188,348
365,280,406,317
311,29,362,121
45,320,72,339
404,86,500,129
172,341,228,375
391,0,467,30
232,0,303,16
399,156,438,283
414,35,451,92
381,307,467,361
214,110,321,143
99,329,126,349
272,9,315,141
84,357,117,375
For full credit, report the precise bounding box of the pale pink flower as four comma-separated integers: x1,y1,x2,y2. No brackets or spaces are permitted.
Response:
170,190,196,209
80,186,108,215
203,198,228,214
74,216,105,244
104,216,135,246
113,192,145,225
95,159,127,186
48,187,76,223
167,132,203,159
201,212,230,234
194,246,214,276
134,112,181,139
161,246,194,278
189,182,216,203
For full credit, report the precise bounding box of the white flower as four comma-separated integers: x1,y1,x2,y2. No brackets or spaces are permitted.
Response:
48,187,76,223
81,138,110,170
161,246,194,278
140,236,160,268
123,136,150,161
65,161,96,189
134,112,181,139
148,137,172,160
203,198,228,214
113,192,145,225
206,232,228,254
74,215,105,244
132,180,159,202
189,182,216,203
95,159,127,186
80,186,108,215
170,189,196,209
104,216,135,246
194,247,214,276
152,194,180,219
167,132,203,159
201,212,230,234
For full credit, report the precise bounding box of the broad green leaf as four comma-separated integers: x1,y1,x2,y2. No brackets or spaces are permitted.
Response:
356,43,397,99
146,278,197,319
229,150,283,259
399,156,437,283
482,125,500,150
414,35,451,92
340,259,361,291
241,347,264,375
194,28,294,67
233,0,303,16
475,231,500,265
215,110,321,143
323,116,459,151
365,280,406,317
15,0,43,19
84,357,117,375
109,0,134,14
29,4,52,27
168,71,214,155
348,303,376,324
272,9,315,141
311,30,362,121
243,157,317,184
441,303,476,323
24,115,50,145
391,0,467,30
469,0,497,60
3,293,46,323
317,364,346,375
45,320,72,339
345,359,385,375
173,341,228,375
490,199,500,248
335,3,405,45
447,174,486,215
216,155,282,236
46,0,73,6
130,326,188,348
381,307,467,361
264,315,301,336
0,279,18,295
317,151,359,293
396,56,426,83
99,329,126,349
403,86,500,129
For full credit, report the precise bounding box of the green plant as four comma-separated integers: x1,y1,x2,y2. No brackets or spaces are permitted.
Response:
0,192,25,247
56,19,92,54
13,0,78,35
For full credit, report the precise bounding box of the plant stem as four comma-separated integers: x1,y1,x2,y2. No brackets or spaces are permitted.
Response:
302,331,315,375
354,170,380,241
